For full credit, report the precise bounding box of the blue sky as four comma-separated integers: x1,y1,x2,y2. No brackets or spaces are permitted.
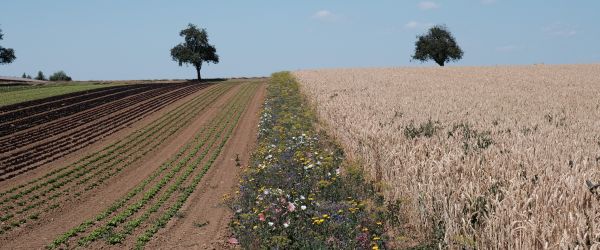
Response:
0,1,598,80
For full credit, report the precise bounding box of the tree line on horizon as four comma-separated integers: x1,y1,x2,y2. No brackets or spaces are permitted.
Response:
2,23,464,81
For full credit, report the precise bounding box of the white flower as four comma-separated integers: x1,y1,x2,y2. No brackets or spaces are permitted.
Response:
264,190,270,195
301,205,307,210
268,222,274,226
283,222,290,228
300,195,305,200
304,164,314,170
336,168,341,175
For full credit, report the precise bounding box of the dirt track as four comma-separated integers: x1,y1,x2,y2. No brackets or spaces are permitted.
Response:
0,80,266,249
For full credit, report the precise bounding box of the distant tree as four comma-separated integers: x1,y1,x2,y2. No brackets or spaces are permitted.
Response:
0,28,16,65
412,25,463,66
35,71,46,81
21,72,27,78
49,70,72,81
170,24,219,81
26,74,31,79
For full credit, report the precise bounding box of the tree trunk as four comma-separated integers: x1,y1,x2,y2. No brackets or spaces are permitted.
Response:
435,59,445,66
195,65,202,81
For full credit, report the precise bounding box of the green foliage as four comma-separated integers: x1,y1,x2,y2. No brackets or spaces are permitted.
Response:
21,72,33,79
412,25,463,66
404,119,440,139
171,24,219,80
34,71,46,81
447,123,493,153
49,70,72,81
0,28,16,65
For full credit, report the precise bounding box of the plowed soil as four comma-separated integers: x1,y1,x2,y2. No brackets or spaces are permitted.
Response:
0,79,266,249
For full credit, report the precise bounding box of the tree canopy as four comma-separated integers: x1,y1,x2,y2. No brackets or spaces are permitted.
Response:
170,24,219,81
412,25,463,66
0,28,16,65
49,70,72,81
35,71,46,81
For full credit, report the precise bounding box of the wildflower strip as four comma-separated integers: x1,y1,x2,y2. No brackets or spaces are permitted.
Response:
232,72,386,249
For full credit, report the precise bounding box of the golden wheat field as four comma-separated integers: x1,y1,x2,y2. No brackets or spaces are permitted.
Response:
294,64,600,249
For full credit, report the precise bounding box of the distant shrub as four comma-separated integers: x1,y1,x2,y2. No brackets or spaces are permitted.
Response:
34,71,46,81
49,70,72,81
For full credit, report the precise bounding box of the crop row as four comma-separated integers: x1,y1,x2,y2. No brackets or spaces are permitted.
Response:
0,84,155,137
49,82,258,249
0,84,188,153
0,83,209,180
0,83,229,203
0,84,236,235
0,84,130,114
0,84,150,130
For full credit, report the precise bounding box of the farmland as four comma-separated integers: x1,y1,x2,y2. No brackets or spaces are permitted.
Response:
0,79,266,249
0,83,121,106
0,82,211,180
295,64,600,248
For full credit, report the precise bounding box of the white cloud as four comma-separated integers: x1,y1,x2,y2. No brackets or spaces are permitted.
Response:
418,1,439,10
405,21,419,29
313,10,332,19
404,21,434,29
311,10,340,22
543,23,577,37
481,0,497,5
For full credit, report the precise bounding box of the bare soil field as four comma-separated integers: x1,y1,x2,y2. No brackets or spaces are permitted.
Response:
294,64,600,248
0,79,266,249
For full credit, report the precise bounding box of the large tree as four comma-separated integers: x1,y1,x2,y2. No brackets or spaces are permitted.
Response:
170,24,219,81
412,25,463,66
0,28,16,65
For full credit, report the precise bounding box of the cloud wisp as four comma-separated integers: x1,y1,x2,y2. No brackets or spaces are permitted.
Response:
543,23,577,37
418,1,439,10
404,21,434,29
311,10,341,22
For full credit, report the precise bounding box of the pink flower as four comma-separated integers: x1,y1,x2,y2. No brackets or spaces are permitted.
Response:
258,213,265,221
288,202,296,212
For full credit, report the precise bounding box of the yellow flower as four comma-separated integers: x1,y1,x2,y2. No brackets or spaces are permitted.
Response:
253,225,258,230
312,218,326,225
362,227,369,232
373,236,381,240
372,244,379,250
376,221,383,225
